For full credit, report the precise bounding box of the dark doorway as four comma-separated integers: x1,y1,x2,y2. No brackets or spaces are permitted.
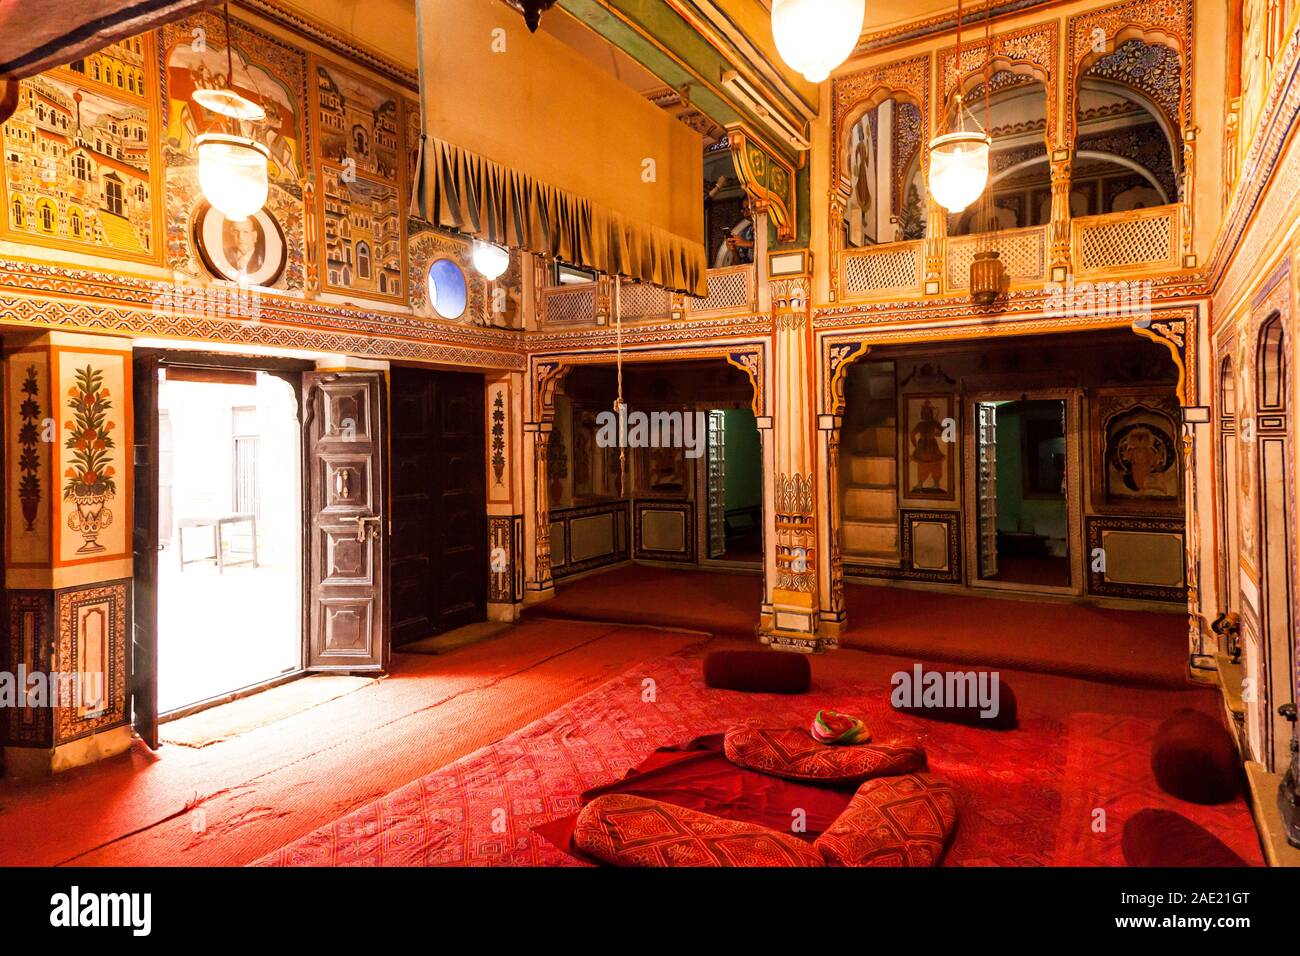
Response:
389,366,488,646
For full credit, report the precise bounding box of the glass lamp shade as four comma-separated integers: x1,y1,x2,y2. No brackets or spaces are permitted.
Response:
471,240,510,280
196,133,270,221
192,87,266,122
771,0,866,83
927,131,992,213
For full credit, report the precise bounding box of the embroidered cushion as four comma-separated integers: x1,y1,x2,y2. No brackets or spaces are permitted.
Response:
815,773,959,867
573,794,824,867
702,650,812,694
1151,709,1240,804
723,725,926,783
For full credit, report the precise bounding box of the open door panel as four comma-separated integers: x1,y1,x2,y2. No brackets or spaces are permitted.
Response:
130,354,160,749
303,371,388,672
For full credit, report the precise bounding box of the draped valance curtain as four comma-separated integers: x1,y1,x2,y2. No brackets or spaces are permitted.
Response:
429,138,706,297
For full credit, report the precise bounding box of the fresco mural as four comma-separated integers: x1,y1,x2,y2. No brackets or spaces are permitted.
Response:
1,38,159,262
160,12,308,291
55,349,129,567
1092,391,1182,512
311,57,405,302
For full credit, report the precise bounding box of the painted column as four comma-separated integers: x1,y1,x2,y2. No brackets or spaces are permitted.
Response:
761,269,827,652
3,331,134,776
522,420,555,602
486,370,526,620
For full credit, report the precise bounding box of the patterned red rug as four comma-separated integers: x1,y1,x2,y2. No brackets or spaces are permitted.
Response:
257,653,1263,867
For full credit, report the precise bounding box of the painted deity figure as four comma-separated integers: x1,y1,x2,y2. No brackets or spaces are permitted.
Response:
909,399,945,491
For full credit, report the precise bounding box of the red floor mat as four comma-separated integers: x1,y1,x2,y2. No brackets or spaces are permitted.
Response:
257,653,1262,867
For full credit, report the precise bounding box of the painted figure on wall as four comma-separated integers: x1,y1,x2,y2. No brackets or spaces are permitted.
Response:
906,396,952,498
1103,403,1179,502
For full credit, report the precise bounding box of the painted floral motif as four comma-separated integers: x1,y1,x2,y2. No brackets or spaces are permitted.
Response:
17,364,43,531
491,391,506,485
62,365,117,554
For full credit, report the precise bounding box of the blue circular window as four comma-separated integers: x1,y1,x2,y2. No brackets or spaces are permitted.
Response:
427,258,468,319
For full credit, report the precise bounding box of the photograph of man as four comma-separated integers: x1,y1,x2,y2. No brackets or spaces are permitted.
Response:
223,216,265,277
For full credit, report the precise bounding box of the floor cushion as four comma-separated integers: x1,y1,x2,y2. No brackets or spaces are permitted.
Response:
724,725,925,783
703,650,811,694
1150,708,1240,804
815,773,959,867
890,664,1018,729
1121,809,1250,867
572,793,824,867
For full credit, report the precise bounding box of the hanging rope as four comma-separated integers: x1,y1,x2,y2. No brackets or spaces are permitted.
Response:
980,0,995,242
612,276,626,498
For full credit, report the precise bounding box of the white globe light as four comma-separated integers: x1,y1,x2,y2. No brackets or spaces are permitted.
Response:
927,131,991,213
472,240,510,280
196,133,270,221
771,0,866,83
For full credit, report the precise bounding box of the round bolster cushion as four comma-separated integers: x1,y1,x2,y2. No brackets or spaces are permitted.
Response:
890,664,1018,729
1150,708,1240,804
703,650,811,694
1121,809,1249,867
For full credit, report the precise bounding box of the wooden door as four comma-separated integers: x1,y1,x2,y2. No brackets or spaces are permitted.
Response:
389,367,486,645
304,371,387,671
975,402,999,579
707,410,727,559
130,354,160,748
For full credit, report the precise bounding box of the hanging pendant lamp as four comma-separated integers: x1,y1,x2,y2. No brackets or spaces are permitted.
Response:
771,0,866,83
928,0,991,213
194,0,269,221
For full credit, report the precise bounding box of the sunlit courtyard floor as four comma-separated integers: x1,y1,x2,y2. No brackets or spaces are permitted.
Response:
157,543,300,714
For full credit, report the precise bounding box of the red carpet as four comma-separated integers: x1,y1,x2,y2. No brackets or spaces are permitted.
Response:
526,564,763,638
259,648,1262,867
0,620,703,866
526,564,1191,688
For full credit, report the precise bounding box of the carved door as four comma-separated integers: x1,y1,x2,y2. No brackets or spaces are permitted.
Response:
707,410,727,559
975,402,999,579
130,355,160,748
304,371,387,671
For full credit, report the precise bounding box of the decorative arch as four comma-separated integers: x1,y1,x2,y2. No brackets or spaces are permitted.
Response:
831,53,931,189
1256,312,1286,411
938,22,1059,143
1066,0,1193,149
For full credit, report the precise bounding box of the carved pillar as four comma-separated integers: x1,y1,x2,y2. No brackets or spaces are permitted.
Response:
522,420,555,601
827,189,847,303
486,372,526,621
1049,155,1072,276
924,197,946,292
816,415,846,636
761,272,827,652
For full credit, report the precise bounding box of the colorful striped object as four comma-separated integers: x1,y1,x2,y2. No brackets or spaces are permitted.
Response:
810,710,869,745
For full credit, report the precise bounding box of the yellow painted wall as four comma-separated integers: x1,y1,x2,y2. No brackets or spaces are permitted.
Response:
419,0,703,245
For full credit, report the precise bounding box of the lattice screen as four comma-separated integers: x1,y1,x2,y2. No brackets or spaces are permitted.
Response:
618,281,672,320
840,243,922,296
543,286,597,324
1076,212,1174,273
947,228,1045,290
686,267,753,314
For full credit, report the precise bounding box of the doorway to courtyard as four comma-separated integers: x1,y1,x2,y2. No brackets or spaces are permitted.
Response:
153,365,304,715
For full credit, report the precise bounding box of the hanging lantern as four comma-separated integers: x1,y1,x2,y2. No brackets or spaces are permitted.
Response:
193,1,270,221
929,130,991,212
471,240,510,280
196,134,270,221
969,249,1005,306
927,0,993,213
771,0,866,83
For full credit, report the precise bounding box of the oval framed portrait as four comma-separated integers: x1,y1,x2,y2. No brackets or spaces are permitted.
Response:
192,201,287,287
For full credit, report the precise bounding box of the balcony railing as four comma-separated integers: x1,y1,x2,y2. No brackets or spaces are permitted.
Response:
834,204,1183,303
537,264,759,326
